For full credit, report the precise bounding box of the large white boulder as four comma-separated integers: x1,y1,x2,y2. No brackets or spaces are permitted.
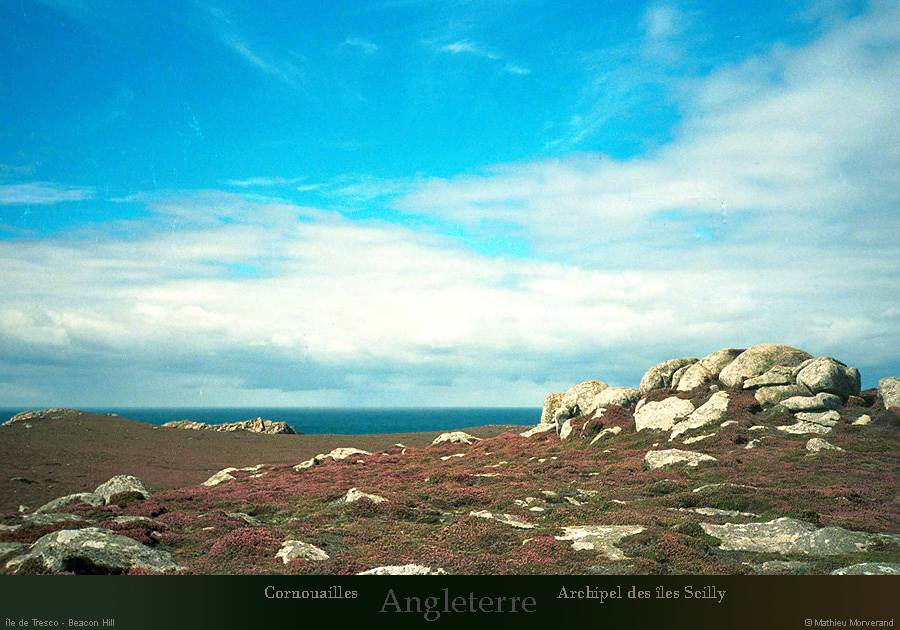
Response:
718,344,812,388
677,349,744,391
634,397,694,432
795,357,860,399
639,358,698,394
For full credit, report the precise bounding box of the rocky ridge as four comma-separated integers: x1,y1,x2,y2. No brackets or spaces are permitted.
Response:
1,343,898,575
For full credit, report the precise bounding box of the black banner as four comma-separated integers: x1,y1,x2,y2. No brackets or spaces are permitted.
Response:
1,576,896,628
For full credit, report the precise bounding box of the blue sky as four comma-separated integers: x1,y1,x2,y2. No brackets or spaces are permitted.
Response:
0,0,898,407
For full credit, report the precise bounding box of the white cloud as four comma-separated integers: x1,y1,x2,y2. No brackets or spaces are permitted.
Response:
0,182,95,205
433,39,530,75
344,37,380,54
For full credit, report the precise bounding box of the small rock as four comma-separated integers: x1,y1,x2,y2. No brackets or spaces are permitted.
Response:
776,421,832,435
831,563,900,575
745,439,761,449
589,426,622,445
805,438,844,453
202,468,239,487
644,449,717,470
276,540,330,564
431,431,480,446
94,475,151,504
794,410,841,426
683,433,715,445
357,564,447,575
468,510,535,529
336,487,387,505
555,525,645,560
852,414,872,426
754,383,812,407
520,424,556,438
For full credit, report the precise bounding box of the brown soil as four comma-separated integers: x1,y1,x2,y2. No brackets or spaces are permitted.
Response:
0,410,521,513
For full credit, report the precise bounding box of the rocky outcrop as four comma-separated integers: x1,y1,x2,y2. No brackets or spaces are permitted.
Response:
644,449,717,470
162,417,296,435
701,518,899,555
718,344,813,388
634,397,694,432
879,377,900,413
2,408,80,426
357,564,447,575
540,393,564,425
639,357,698,394
432,431,480,446
554,380,609,425
6,527,184,574
676,349,743,391
555,525,644,560
276,540,329,564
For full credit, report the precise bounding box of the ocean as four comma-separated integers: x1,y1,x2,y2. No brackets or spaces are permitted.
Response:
0,407,540,435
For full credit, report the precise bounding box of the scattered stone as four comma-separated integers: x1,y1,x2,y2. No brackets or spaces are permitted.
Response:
780,393,842,412
555,525,645,560
440,453,465,461
634,397,694,432
593,387,641,408
10,477,33,484
468,510,535,529
162,417,296,434
683,433,715,445
831,563,900,575
520,424,556,437
674,507,757,519
357,564,447,575
432,431,480,446
7,527,184,574
670,392,730,440
852,414,872,426
795,357,860,399
559,419,576,441
760,560,812,574
745,439,761,449
806,438,844,453
639,358,698,394
337,488,387,505
540,393,564,425
644,449,717,470
226,512,261,526
202,468,239,487
276,540,330,564
700,518,898,555
794,410,840,426
676,349,744,391
94,475,151,504
35,493,103,513
589,426,622,445
692,482,756,494
720,420,738,428
878,377,900,413
294,447,371,470
776,421,832,435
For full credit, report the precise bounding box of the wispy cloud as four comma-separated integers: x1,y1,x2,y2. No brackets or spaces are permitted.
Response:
433,39,530,75
194,1,304,86
344,37,380,54
0,182,95,205
226,176,307,188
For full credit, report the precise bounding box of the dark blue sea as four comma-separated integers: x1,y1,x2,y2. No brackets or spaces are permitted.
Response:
0,407,540,435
